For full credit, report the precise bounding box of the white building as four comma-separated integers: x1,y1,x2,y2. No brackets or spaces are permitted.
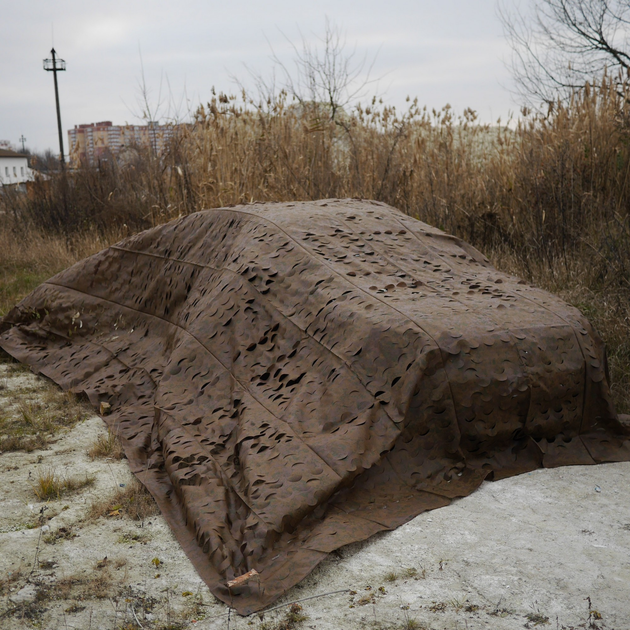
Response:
0,148,33,186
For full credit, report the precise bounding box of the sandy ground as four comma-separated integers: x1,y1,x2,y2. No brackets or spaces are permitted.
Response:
1,362,629,630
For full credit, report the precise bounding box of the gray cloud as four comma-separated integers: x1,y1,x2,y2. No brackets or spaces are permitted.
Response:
0,0,515,153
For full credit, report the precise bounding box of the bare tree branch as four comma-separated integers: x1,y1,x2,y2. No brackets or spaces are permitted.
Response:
242,17,381,120
499,0,630,104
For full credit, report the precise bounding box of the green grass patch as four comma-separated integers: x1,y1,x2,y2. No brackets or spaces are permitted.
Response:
0,266,54,317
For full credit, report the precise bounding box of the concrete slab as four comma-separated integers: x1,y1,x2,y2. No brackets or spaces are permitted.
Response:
2,363,628,628
201,462,630,630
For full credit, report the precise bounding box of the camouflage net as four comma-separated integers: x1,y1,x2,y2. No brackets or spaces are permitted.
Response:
2,199,628,614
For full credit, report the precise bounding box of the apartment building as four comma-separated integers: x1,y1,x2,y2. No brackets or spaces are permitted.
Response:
67,120,179,167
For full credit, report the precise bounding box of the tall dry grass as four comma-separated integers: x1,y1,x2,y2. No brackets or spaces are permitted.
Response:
0,226,118,316
0,80,628,411
184,84,630,269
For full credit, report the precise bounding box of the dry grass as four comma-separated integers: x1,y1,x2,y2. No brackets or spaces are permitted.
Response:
384,567,422,583
0,365,91,453
31,467,95,501
0,227,113,317
43,525,77,545
0,432,47,453
525,612,550,626
173,591,209,624
260,604,308,630
31,467,65,500
0,78,629,414
0,568,24,596
87,479,159,522
117,530,152,545
87,429,125,460
45,568,117,601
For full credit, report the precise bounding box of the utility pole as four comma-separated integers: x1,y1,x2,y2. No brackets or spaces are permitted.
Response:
19,135,27,152
43,48,66,168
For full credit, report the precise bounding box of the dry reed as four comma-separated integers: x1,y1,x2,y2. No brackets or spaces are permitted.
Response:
0,79,628,411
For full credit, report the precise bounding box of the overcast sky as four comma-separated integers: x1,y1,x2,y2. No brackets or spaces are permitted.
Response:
0,0,519,155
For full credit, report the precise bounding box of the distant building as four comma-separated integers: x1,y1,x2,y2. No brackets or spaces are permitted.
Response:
67,121,180,167
0,148,33,186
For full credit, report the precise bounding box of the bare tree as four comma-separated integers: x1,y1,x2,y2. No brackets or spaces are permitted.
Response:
499,0,630,103
245,17,380,121
123,47,194,128
28,149,60,173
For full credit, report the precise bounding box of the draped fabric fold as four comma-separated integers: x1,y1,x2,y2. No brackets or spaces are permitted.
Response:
2,199,628,614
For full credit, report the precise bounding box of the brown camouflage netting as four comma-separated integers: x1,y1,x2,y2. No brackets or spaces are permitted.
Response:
1,199,629,613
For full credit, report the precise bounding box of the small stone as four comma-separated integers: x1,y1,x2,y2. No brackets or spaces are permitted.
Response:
100,402,112,415
10,583,38,604
595,486,602,493
41,525,50,533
